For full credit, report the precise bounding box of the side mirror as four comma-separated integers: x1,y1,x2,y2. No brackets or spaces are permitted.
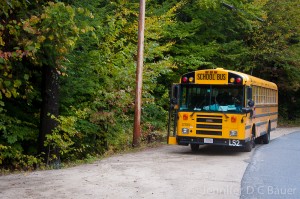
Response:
247,87,253,99
242,108,252,114
170,84,180,109
171,98,177,105
242,107,254,117
248,99,255,107
243,99,255,118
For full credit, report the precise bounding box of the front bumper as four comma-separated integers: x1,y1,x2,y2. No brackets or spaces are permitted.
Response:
177,136,249,147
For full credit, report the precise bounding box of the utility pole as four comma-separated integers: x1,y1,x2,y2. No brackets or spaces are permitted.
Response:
133,0,145,147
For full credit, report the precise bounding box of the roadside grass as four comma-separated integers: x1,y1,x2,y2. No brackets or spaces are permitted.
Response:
48,139,166,171
0,141,166,175
278,116,300,127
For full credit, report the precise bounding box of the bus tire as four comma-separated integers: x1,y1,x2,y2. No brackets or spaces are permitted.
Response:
262,123,271,144
255,137,262,144
244,140,252,152
244,128,255,152
191,144,199,152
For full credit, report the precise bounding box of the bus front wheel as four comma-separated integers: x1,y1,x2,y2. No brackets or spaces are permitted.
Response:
262,123,271,144
191,144,199,152
244,129,255,152
244,140,253,152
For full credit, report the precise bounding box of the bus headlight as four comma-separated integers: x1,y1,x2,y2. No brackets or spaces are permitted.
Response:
182,128,189,134
230,130,238,137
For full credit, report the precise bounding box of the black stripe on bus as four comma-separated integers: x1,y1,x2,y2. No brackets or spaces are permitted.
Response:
196,115,223,118
255,104,278,108
196,130,222,136
270,118,278,123
256,121,268,127
255,112,278,118
245,125,251,130
197,118,223,123
196,124,222,129
260,131,267,136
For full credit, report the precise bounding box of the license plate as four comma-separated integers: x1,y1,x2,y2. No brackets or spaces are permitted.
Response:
204,138,213,144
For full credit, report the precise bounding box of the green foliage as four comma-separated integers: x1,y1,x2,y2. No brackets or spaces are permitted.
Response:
248,0,300,119
0,0,94,169
59,0,180,155
0,144,44,170
0,111,40,170
44,115,77,163
168,0,264,74
49,115,77,150
142,103,168,133
140,104,168,144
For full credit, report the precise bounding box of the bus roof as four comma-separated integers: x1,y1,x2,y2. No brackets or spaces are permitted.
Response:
224,69,278,90
183,68,278,90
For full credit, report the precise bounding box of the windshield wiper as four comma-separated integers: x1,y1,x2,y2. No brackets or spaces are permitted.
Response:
218,105,229,119
190,112,196,117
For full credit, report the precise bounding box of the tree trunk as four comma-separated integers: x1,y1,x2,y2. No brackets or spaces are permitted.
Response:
38,64,59,160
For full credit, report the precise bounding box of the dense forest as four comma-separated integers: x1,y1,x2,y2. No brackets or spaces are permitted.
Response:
1,0,299,170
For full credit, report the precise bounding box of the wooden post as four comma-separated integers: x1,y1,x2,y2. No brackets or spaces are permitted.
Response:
133,0,146,147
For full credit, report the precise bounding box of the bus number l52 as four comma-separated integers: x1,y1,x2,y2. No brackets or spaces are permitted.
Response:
229,140,241,146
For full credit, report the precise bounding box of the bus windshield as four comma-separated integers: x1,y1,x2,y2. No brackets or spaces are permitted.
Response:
179,85,244,112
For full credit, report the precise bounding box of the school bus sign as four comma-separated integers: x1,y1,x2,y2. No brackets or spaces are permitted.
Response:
195,70,228,84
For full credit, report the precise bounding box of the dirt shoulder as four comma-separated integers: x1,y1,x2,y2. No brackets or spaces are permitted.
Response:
0,127,299,199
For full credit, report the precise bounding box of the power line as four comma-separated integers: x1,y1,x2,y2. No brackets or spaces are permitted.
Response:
221,2,265,22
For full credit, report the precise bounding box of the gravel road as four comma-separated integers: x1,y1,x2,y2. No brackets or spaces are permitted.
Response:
0,127,299,199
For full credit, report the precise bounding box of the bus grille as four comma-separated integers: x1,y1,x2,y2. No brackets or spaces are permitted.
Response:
196,115,223,136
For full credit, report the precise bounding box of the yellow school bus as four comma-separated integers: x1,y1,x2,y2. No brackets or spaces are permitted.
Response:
167,68,278,152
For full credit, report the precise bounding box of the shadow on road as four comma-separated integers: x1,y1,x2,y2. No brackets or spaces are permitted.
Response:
169,144,245,156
